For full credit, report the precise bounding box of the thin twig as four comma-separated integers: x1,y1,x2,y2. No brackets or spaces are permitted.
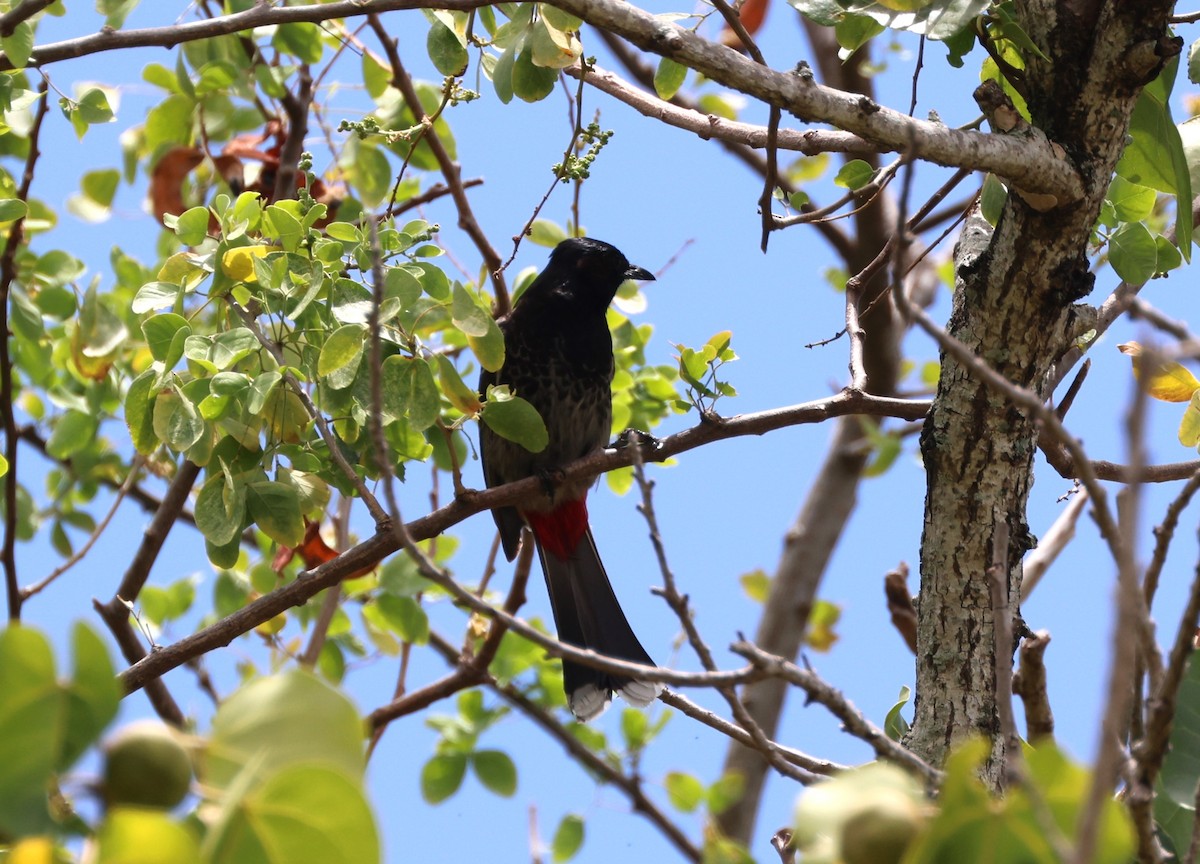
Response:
632,446,816,785
226,297,390,524
118,389,930,692
21,456,143,599
425,630,703,862
1,78,47,621
659,690,841,776
366,13,508,312
730,641,941,784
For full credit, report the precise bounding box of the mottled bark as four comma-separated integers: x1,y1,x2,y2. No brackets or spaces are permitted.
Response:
911,1,1179,782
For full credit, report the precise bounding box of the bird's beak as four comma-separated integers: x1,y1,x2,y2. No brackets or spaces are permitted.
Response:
624,265,655,282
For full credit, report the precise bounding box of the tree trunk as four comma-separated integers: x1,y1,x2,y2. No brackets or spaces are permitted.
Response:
911,1,1179,782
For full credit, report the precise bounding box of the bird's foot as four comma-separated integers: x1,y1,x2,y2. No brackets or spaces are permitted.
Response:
613,428,661,452
535,468,565,499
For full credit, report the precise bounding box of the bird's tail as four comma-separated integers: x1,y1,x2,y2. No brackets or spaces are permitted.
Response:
536,527,661,721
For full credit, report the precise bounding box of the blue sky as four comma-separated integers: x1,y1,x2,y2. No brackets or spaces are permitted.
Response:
13,3,1200,863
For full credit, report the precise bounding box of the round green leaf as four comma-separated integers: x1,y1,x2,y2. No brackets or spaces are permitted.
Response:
245,479,304,548
664,771,705,812
551,813,585,863
381,355,440,431
428,21,468,76
1109,221,1157,285
204,670,367,794
153,386,205,452
654,57,687,100
480,390,547,453
421,752,467,804
125,368,160,454
472,750,517,797
0,626,60,837
47,410,98,461
512,44,556,103
207,764,378,864
833,159,876,190
0,198,28,222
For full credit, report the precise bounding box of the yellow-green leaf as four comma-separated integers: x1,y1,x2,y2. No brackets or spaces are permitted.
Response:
1118,341,1200,402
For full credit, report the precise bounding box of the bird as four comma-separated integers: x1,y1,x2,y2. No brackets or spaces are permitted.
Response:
479,237,661,721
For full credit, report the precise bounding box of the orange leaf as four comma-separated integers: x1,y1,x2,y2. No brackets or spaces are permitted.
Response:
719,0,769,51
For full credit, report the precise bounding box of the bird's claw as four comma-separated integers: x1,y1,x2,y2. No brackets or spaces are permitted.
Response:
536,468,565,499
613,428,661,452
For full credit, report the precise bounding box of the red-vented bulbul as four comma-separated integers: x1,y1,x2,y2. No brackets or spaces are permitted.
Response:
479,238,660,721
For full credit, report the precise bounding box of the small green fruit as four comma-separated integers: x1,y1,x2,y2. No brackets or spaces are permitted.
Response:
840,795,923,864
102,720,193,809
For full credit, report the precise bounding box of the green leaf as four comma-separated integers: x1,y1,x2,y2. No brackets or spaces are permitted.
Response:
47,410,98,461
1105,175,1156,223
980,173,1008,226
208,327,258,370
76,282,128,359
512,43,557,103
654,57,687,100
706,772,745,816
1,21,34,69
0,626,62,837
125,369,160,454
833,14,883,57
348,143,392,210
61,623,120,770
381,355,440,430
664,771,705,812
1108,221,1158,285
884,685,911,741
0,198,28,222
739,569,770,603
142,313,191,364
491,44,517,104
834,159,875,190
427,21,469,76
261,206,301,253
374,595,430,644
529,16,580,69
529,219,568,248
452,284,504,371
854,0,990,41
472,750,517,797
481,387,547,452
0,621,115,838
1157,233,1184,275
246,479,304,547
318,323,366,390
97,807,202,864
205,671,367,794
194,471,246,547
434,354,482,414
620,707,648,750
1116,57,1192,259
133,281,183,314
273,21,324,63
421,752,468,803
206,764,379,864
174,205,211,246
154,384,206,451
551,813,585,862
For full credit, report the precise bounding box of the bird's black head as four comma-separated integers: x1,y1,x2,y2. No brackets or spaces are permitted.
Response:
532,238,654,314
